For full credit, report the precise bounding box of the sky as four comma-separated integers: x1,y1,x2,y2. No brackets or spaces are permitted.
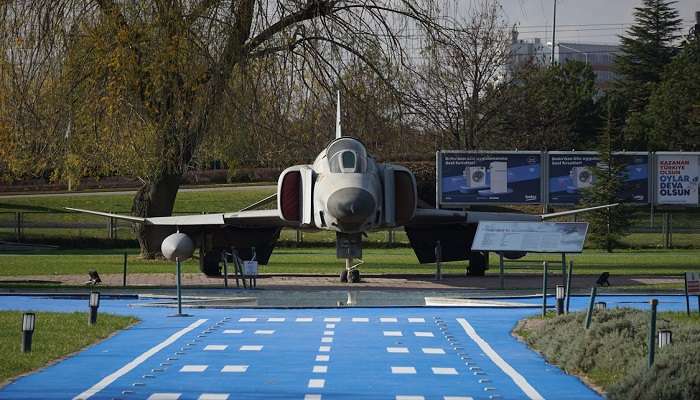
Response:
465,0,700,45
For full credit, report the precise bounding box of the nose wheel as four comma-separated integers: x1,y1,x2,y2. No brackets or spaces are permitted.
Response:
340,257,362,283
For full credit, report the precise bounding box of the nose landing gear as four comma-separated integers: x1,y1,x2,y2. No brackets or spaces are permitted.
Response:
340,257,362,283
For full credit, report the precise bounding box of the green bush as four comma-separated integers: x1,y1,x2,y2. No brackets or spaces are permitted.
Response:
516,309,700,398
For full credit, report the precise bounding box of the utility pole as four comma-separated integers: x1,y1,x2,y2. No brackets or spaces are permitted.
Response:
695,11,699,39
551,0,557,65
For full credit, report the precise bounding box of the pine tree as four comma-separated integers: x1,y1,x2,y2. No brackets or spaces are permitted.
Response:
613,0,682,149
581,97,630,252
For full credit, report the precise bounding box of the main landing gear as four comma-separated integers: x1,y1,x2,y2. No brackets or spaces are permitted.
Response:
340,257,362,283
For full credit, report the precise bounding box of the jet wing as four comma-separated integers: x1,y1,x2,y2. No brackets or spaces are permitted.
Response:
65,207,290,228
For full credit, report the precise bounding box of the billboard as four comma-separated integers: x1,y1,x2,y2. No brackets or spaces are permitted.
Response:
438,151,542,205
547,152,650,204
656,153,700,205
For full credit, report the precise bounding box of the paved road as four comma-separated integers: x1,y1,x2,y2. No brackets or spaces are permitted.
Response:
0,294,688,399
0,185,276,199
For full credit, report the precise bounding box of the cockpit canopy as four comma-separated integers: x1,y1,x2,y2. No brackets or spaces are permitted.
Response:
327,137,368,173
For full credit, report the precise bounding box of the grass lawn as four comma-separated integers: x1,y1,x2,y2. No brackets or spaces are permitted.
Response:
0,311,138,386
1,247,699,277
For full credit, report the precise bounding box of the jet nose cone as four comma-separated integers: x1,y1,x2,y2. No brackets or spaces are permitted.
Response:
327,188,376,227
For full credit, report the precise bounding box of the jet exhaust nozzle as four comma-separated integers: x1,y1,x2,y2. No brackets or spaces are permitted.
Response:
161,232,194,261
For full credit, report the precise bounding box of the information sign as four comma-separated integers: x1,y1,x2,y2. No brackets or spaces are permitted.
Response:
471,221,588,253
438,151,542,205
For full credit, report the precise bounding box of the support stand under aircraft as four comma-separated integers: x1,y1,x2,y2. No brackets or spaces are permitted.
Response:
66,94,616,282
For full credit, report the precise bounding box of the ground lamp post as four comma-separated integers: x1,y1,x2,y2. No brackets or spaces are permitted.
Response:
658,329,672,348
161,231,195,317
556,285,565,315
89,291,100,325
21,313,36,353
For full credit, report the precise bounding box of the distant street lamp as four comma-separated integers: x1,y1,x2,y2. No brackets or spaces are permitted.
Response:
21,313,36,353
89,291,100,325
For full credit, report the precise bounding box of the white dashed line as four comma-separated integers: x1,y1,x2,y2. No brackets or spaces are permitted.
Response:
443,397,474,400
380,317,398,323
203,345,227,351
408,318,425,323
323,330,335,336
238,317,257,322
221,365,248,373
312,365,328,373
352,317,369,322
304,395,322,400
147,394,181,400
254,330,275,335
321,337,333,343
324,317,341,322
387,347,410,353
414,331,434,337
223,329,243,334
391,366,417,374
432,367,458,375
318,346,331,352
422,348,446,354
383,331,403,337
239,345,263,351
396,396,424,400
308,379,325,388
198,394,229,400
268,317,285,322
315,355,330,362
325,323,336,329
73,319,207,400
457,318,544,400
296,317,313,322
180,365,208,372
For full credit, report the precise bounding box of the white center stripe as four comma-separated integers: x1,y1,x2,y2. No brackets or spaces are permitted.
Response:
147,394,181,400
396,396,424,400
380,317,398,323
323,330,335,336
443,397,474,400
457,318,545,400
414,331,434,337
383,331,403,337
318,346,331,352
223,329,243,334
324,317,341,322
239,317,257,322
268,317,285,322
432,367,458,375
315,355,330,362
240,345,263,351
325,324,336,329
180,365,208,372
203,345,227,351
73,318,207,400
408,318,425,323
308,379,325,388
387,347,410,353
313,365,328,373
352,317,369,322
221,365,248,373
296,317,313,322
198,394,229,400
422,348,446,354
304,395,322,400
254,330,275,335
321,337,333,343
391,366,417,374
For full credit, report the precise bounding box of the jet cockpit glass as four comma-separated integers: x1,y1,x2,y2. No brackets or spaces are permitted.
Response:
327,138,367,173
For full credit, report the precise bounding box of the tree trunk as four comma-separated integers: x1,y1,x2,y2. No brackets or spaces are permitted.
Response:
131,173,182,258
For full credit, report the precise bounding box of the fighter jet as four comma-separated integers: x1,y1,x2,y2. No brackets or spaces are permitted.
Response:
67,93,615,283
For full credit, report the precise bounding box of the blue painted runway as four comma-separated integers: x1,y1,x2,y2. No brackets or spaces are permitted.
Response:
0,294,688,400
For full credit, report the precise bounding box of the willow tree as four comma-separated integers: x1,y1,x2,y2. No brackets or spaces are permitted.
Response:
2,0,441,256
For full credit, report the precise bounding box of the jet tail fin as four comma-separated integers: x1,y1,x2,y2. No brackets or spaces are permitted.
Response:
335,90,342,139
541,203,619,220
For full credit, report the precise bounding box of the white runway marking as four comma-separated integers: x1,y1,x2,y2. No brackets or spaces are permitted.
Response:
304,395,322,400
239,345,263,351
387,347,409,353
73,318,207,400
315,355,330,362
323,330,335,336
422,348,446,354
324,317,341,322
380,317,398,323
239,317,257,322
383,331,403,337
352,317,369,322
414,331,434,337
254,330,275,335
308,379,325,388
319,346,331,352
326,323,336,329
408,318,426,323
443,397,474,400
268,317,285,322
203,345,227,351
313,365,328,373
396,396,424,400
223,329,243,334
180,365,208,372
391,366,417,374
321,337,333,343
457,318,545,400
198,394,229,400
296,317,313,322
147,394,181,400
221,365,248,373
432,367,458,375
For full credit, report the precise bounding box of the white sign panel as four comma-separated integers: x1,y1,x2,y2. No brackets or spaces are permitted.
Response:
657,154,699,205
472,222,588,253
687,272,700,295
